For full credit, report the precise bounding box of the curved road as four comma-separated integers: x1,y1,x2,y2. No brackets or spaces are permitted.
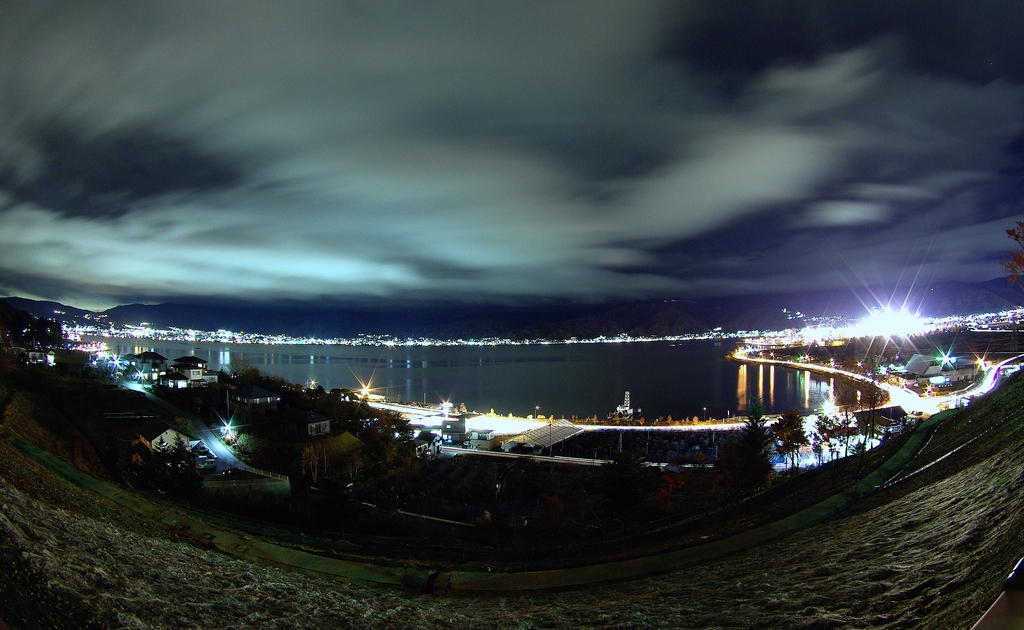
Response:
122,382,242,473
733,350,1024,415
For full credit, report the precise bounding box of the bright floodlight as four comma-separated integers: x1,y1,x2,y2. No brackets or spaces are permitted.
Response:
822,396,837,417
849,307,925,338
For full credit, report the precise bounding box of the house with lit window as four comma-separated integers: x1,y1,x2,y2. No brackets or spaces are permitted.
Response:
231,384,281,410
411,430,443,457
158,370,190,389
285,409,332,437
123,351,168,381
169,356,219,386
441,417,468,443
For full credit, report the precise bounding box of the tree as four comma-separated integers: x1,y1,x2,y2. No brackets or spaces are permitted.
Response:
773,409,808,471
860,379,886,446
813,414,839,464
1001,220,1024,288
141,436,203,496
1002,221,1024,351
811,433,824,467
599,451,662,509
715,396,773,494
301,443,327,485
835,409,859,459
834,377,861,457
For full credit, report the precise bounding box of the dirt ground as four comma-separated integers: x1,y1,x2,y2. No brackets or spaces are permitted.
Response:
3,374,1024,628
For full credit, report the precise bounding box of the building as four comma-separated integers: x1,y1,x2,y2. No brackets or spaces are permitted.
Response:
169,356,219,387
469,429,497,450
137,419,190,453
123,351,168,381
411,430,443,457
441,417,468,443
285,409,332,437
231,384,281,410
158,371,191,389
898,354,979,387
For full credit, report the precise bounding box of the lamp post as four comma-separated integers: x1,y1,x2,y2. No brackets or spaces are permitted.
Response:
703,406,707,423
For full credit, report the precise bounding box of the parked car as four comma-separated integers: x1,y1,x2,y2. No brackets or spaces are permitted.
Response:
194,456,217,472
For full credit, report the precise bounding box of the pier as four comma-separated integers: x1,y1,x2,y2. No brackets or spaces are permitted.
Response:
366,399,757,465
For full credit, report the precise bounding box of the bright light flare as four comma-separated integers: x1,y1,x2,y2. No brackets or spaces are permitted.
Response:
822,396,837,417
848,307,926,339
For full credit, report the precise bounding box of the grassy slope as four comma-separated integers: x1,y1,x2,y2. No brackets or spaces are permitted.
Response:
3,372,1024,628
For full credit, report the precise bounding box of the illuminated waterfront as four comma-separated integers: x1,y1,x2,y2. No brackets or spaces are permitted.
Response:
93,337,832,419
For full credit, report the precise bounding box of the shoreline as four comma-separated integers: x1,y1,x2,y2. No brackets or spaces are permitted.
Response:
730,351,1024,416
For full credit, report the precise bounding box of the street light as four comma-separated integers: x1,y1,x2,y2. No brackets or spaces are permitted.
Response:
548,420,553,457
703,406,707,423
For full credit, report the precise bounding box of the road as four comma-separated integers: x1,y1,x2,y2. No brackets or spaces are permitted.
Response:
734,351,1024,415
122,382,241,473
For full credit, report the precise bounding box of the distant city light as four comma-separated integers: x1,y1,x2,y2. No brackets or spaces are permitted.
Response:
61,305,1024,355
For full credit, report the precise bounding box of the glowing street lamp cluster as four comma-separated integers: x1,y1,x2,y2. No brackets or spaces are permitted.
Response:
736,305,1024,416
749,305,1024,350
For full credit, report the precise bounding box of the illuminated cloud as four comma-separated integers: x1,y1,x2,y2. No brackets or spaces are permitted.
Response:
803,201,889,227
0,1,1022,308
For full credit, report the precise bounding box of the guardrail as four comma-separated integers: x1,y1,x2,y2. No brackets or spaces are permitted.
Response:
233,461,289,481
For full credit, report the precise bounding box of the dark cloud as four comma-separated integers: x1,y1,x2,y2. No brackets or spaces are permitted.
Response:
0,1,1022,309
0,123,244,217
666,0,1024,91
413,101,675,195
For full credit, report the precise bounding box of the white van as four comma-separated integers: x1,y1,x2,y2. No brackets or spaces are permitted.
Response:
194,456,217,472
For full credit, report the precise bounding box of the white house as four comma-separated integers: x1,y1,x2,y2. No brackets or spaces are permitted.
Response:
137,419,190,453
170,356,219,386
158,371,190,389
898,354,979,386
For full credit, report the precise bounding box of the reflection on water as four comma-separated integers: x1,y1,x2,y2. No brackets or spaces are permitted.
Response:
112,338,831,419
736,364,747,412
733,362,831,416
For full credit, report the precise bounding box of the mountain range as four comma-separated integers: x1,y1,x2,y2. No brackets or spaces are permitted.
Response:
4,277,1023,341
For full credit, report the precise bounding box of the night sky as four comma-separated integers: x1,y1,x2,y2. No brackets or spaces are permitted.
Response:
2,1,1024,310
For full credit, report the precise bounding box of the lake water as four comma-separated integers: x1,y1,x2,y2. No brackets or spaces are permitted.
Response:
98,338,833,420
